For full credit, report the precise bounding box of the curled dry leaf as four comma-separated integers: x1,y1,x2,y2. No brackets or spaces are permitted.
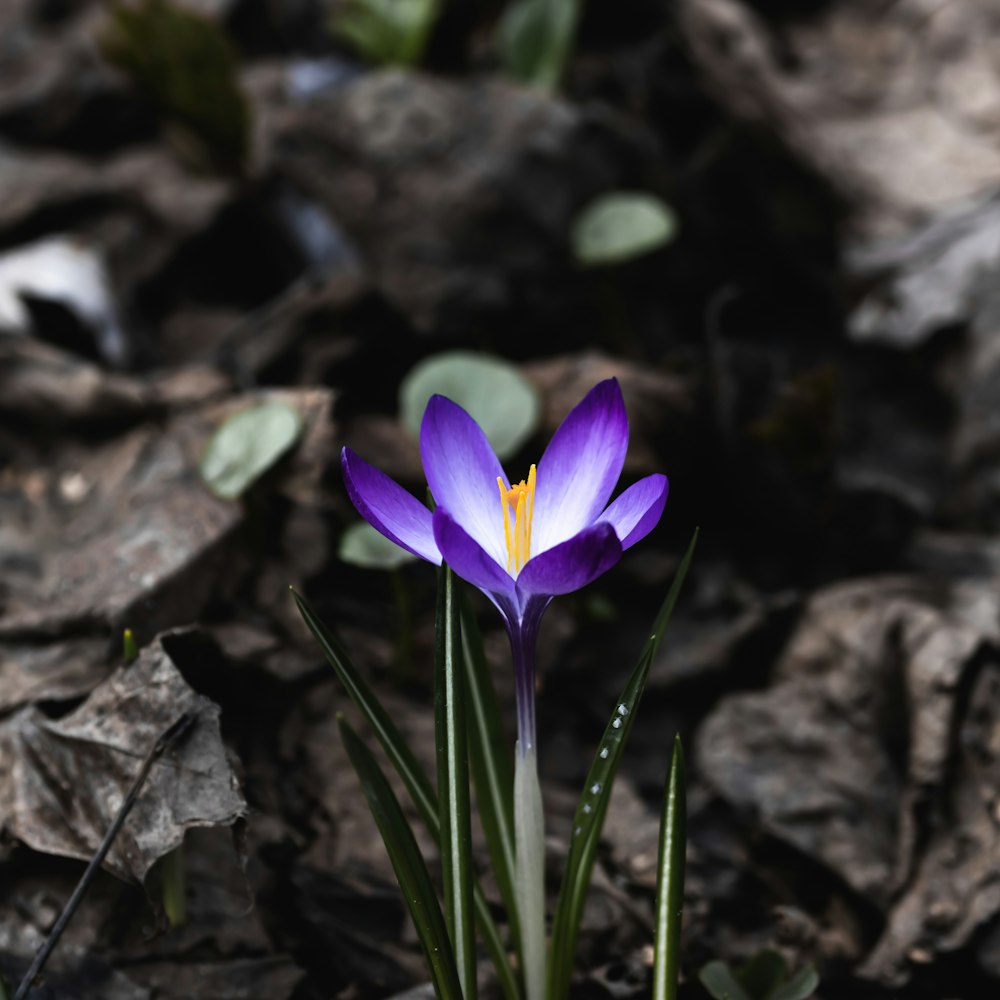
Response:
697,575,1000,984
0,636,111,715
860,659,1000,985
0,631,246,883
847,197,1000,352
678,0,1000,238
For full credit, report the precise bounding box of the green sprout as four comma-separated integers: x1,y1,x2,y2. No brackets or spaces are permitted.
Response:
330,0,443,67
498,0,581,91
700,950,819,1000
100,0,251,175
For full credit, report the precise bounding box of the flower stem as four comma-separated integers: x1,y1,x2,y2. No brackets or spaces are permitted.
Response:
515,743,545,1000
510,622,545,1000
510,623,537,754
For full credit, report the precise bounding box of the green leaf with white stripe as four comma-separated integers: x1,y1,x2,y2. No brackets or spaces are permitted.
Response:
653,736,686,1000
548,529,698,1000
461,593,521,961
338,715,463,1000
292,589,520,1000
435,567,476,1000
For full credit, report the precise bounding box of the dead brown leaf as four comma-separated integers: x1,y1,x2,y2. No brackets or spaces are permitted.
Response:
0,631,246,883
697,574,1000,984
678,0,1000,238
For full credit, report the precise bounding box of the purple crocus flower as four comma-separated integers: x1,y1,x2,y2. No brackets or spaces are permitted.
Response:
341,378,668,756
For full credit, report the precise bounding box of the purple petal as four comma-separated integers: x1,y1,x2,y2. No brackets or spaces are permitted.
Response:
433,509,516,609
516,521,622,599
421,395,507,565
532,379,628,552
599,474,669,550
342,447,441,564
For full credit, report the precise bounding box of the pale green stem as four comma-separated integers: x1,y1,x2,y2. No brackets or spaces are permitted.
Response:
515,743,545,1000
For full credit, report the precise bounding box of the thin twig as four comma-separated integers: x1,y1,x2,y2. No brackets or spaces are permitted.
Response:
14,713,195,1000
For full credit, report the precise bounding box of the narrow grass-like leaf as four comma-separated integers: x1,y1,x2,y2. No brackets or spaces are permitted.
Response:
653,736,686,1000
435,567,476,1000
460,592,521,959
293,589,435,810
338,715,463,1000
548,528,698,1000
293,589,520,1000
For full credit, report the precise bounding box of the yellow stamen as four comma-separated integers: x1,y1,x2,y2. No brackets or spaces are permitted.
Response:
497,477,514,572
515,491,525,567
526,463,536,556
497,464,537,574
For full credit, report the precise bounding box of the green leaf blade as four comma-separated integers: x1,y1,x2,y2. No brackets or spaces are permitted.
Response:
548,528,698,1000
653,736,686,1000
461,595,521,959
338,716,463,1000
292,589,437,822
293,589,521,1000
435,567,477,1000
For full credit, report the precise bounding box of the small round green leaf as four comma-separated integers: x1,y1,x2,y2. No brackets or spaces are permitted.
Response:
339,521,418,570
399,352,540,460
571,191,677,267
770,966,820,1000
200,401,302,499
699,961,753,1000
739,950,788,999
